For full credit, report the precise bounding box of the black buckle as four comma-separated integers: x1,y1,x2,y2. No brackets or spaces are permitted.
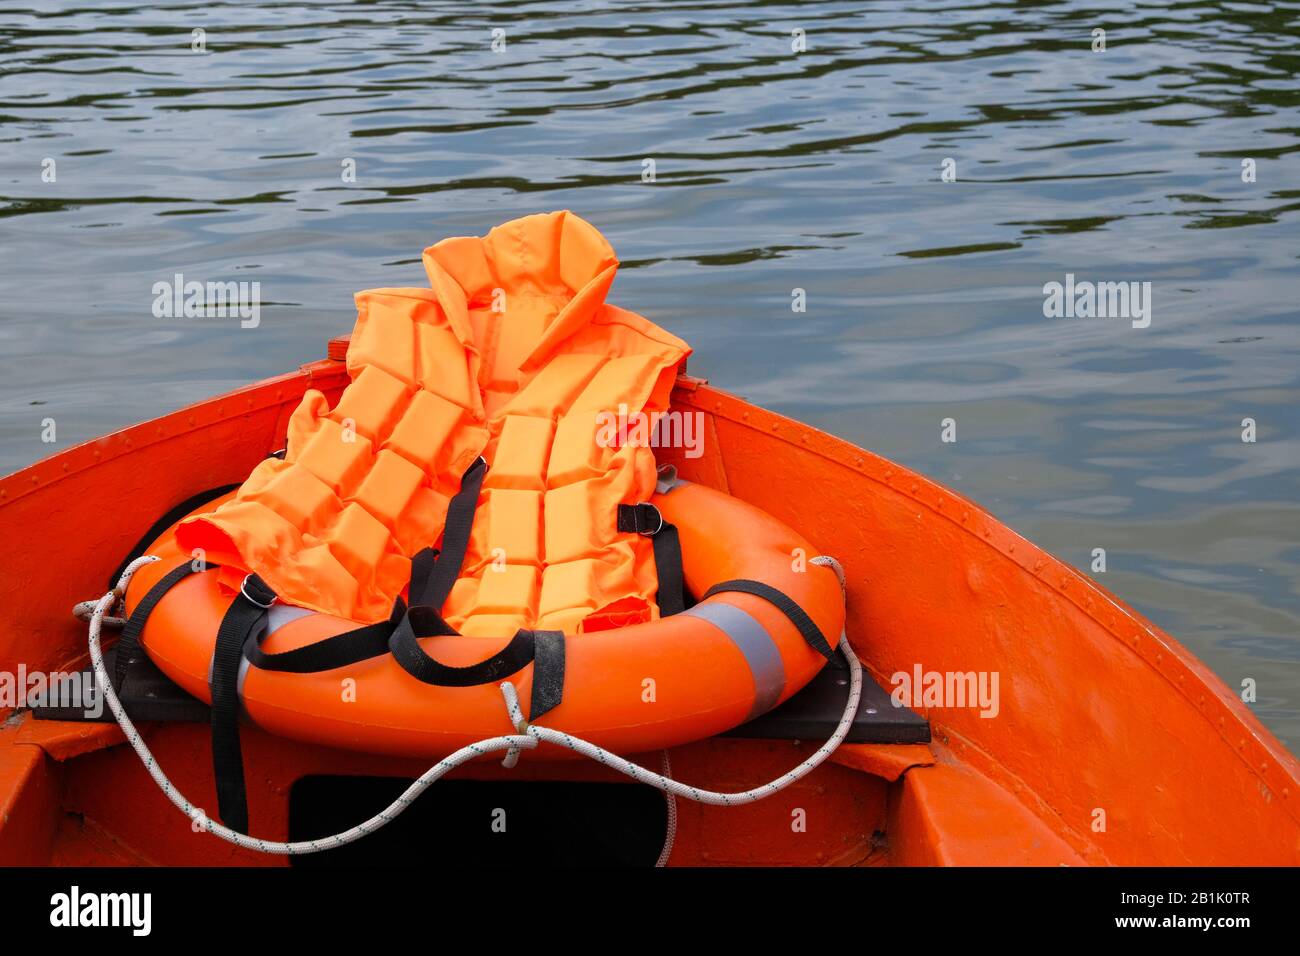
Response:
617,502,664,537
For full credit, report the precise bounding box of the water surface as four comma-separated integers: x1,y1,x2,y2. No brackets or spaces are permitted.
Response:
1,1,1297,748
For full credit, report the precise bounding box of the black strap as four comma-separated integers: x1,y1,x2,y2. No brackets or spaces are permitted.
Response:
237,456,487,677
209,574,276,834
107,559,260,833
218,456,563,717
617,502,685,617
388,616,566,718
384,456,554,690
347,457,565,704
108,485,239,588
242,598,406,673
113,562,206,692
650,524,685,616
702,579,836,661
390,621,533,687
529,630,566,721
410,457,486,609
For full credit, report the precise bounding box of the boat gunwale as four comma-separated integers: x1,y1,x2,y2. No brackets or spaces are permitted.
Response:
0,359,349,511
670,379,1300,829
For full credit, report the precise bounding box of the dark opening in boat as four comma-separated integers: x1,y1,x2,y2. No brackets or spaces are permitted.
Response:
288,777,669,867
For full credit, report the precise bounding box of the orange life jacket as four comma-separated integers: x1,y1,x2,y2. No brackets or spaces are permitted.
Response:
175,211,690,634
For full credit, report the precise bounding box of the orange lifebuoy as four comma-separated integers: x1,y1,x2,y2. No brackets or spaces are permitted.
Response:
123,478,844,760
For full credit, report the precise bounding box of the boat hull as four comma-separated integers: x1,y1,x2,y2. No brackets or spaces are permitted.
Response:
1,339,1296,865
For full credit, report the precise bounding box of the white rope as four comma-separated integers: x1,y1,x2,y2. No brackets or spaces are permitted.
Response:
82,555,859,855
655,750,677,867
74,598,125,628
496,642,860,806
811,553,847,593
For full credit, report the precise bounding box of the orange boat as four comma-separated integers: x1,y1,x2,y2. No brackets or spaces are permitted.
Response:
1,334,1297,866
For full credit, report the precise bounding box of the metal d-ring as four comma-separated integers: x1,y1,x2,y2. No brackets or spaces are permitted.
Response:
240,574,276,609
637,502,664,537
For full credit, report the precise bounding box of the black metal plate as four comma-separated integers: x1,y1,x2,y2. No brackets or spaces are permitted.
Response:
29,646,209,724
32,644,930,747
726,658,931,744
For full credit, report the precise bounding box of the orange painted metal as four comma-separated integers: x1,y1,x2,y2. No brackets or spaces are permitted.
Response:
657,384,1300,866
887,760,1090,867
0,724,63,865
38,719,882,867
1,344,1297,865
830,743,935,783
0,359,348,689
14,720,124,762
